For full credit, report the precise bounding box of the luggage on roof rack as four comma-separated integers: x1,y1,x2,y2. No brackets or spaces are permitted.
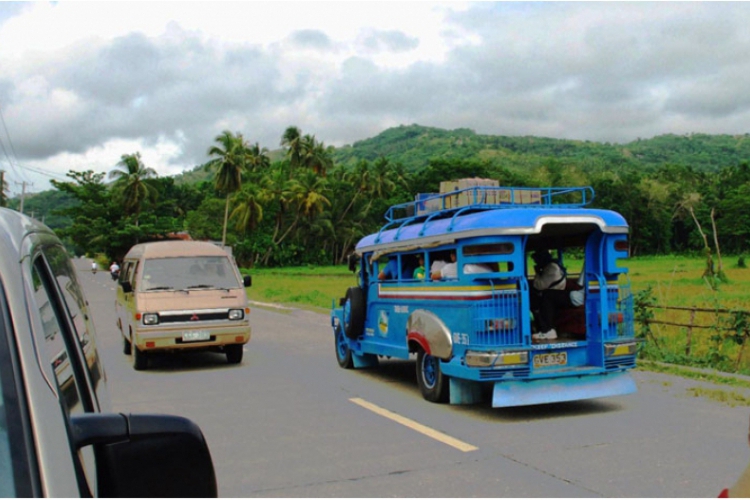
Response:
385,185,595,223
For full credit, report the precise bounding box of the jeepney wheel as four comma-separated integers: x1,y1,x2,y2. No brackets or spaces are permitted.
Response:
122,333,131,355
343,287,365,340
226,344,243,364
133,345,148,371
416,350,449,403
335,325,353,369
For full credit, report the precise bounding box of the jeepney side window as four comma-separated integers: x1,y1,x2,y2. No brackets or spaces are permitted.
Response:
462,242,517,277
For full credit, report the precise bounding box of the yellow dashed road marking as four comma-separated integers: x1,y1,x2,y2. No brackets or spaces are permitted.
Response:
350,397,478,452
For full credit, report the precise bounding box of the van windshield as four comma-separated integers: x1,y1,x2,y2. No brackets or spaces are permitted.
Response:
139,256,241,291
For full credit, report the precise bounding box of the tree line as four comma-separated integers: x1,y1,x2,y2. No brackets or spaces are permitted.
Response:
22,125,750,268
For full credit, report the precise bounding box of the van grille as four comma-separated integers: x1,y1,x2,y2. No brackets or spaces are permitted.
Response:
158,310,231,324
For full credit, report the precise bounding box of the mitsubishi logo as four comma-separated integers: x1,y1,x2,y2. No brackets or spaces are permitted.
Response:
190,314,200,321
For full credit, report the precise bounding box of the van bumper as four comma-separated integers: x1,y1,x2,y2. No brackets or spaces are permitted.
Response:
133,322,251,352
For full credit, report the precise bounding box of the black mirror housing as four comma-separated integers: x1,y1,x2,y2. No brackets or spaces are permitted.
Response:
347,254,358,273
243,275,252,287
71,413,217,498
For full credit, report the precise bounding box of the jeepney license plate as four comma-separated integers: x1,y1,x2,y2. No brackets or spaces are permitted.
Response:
182,331,210,342
533,352,567,368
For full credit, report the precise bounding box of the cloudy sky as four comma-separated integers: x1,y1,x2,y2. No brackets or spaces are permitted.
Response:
2,2,750,195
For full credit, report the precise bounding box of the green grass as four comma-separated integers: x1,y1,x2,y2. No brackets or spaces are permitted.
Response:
242,255,750,311
241,265,359,311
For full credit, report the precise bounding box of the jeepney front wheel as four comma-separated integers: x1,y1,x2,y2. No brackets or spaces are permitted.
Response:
416,350,449,403
335,325,353,369
343,287,365,339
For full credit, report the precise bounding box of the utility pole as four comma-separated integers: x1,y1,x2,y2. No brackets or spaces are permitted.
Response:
0,170,5,207
15,180,30,214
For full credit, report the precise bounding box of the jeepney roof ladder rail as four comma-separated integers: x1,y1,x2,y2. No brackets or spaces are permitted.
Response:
447,206,483,232
417,210,450,237
386,186,596,228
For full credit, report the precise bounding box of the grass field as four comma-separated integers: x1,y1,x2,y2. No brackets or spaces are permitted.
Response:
241,255,750,311
240,254,750,374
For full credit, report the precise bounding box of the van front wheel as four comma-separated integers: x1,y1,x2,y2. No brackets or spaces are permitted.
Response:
123,334,131,355
133,345,148,371
416,350,448,403
226,344,243,364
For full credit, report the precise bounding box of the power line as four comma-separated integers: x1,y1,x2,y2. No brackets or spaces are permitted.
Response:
0,101,32,185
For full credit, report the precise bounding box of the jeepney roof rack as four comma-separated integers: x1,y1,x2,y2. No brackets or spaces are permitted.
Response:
385,186,594,223
373,186,595,244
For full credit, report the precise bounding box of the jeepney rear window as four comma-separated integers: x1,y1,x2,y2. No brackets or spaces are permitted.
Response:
464,243,514,256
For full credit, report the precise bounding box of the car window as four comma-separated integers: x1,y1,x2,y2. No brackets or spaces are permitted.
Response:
139,256,240,291
43,245,104,397
0,282,33,497
31,255,97,495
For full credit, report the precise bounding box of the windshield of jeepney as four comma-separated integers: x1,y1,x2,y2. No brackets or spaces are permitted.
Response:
139,256,240,291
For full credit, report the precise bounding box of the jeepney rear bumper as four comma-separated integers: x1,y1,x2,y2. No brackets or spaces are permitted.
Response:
490,371,636,408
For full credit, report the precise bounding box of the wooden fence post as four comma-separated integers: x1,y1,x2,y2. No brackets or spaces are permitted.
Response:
685,308,696,357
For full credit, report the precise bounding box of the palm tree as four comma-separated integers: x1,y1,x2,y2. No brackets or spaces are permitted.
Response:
281,126,303,170
246,142,271,179
300,134,333,177
108,152,158,227
230,183,265,233
208,130,248,246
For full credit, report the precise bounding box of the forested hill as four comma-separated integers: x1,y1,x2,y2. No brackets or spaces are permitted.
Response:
332,124,750,173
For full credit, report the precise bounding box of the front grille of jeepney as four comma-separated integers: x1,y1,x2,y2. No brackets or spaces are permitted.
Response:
158,311,230,324
472,289,523,347
479,367,530,380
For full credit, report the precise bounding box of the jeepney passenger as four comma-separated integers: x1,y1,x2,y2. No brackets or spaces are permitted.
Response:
378,256,398,280
431,251,457,280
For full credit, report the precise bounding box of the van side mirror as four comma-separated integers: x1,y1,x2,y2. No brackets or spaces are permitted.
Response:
120,281,132,293
243,275,252,287
347,254,358,273
71,413,217,497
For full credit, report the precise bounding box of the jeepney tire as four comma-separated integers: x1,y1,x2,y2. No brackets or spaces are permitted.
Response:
416,350,449,403
335,325,354,369
133,345,148,371
226,344,243,364
343,286,366,340
123,334,131,355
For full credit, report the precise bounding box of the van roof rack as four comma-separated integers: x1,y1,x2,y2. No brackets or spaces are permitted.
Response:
384,186,595,224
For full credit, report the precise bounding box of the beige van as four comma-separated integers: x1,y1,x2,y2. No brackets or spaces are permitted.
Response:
115,240,252,370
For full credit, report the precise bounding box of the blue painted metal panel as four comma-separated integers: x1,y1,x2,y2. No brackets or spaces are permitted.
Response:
357,207,628,251
491,371,637,407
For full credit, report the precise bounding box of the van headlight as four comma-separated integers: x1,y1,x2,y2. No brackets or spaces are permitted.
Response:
228,309,245,320
142,313,159,325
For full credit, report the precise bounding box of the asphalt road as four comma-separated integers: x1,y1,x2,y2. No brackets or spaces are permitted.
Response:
78,260,750,497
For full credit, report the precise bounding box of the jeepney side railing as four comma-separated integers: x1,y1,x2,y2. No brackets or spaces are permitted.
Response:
471,281,524,348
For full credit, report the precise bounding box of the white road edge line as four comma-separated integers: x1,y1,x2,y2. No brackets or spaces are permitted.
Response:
350,397,478,452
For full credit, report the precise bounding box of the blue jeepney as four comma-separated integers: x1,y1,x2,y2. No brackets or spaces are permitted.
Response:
331,185,638,407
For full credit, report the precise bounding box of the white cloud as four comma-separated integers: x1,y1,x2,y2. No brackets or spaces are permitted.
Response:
1,2,750,194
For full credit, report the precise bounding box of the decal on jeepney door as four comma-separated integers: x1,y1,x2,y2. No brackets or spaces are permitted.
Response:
378,310,389,337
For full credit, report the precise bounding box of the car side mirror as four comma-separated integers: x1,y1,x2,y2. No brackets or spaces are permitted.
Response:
70,413,217,498
120,281,132,293
243,275,252,287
